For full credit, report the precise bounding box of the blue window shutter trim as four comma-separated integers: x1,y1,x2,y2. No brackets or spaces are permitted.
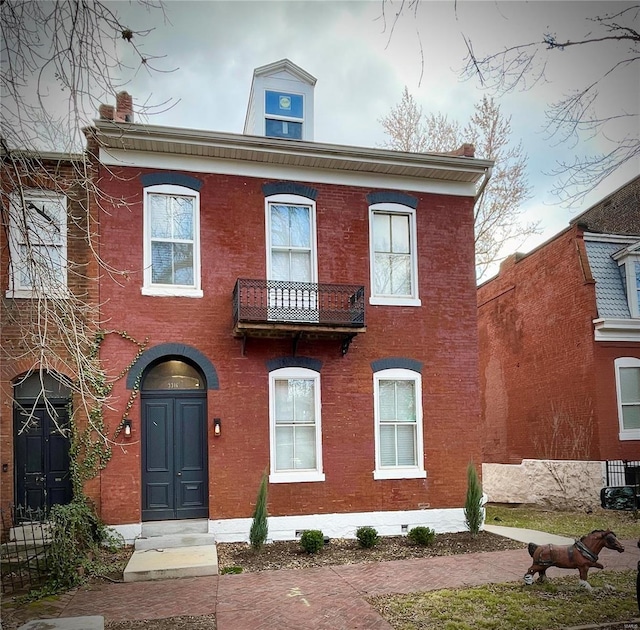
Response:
266,357,322,373
367,192,418,209
371,357,423,373
127,343,219,389
141,172,203,191
262,182,317,200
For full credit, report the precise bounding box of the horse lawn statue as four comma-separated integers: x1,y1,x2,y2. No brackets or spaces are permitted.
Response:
524,529,625,589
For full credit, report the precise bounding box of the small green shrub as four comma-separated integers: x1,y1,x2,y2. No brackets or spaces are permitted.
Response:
356,526,379,549
44,498,123,594
464,461,484,538
408,526,436,546
300,529,324,554
220,566,243,574
249,472,269,551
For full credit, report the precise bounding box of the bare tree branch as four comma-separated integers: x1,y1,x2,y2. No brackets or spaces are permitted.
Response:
379,91,537,280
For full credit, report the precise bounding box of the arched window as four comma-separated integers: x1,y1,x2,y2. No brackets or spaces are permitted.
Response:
142,183,202,298
373,367,425,480
615,357,640,440
142,360,205,391
268,366,324,483
368,202,421,307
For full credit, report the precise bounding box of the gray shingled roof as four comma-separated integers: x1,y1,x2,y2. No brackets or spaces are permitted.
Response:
585,240,635,318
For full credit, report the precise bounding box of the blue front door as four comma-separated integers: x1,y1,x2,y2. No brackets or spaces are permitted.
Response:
141,393,208,520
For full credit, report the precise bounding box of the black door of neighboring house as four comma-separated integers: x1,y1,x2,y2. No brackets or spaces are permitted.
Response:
14,404,73,514
141,393,208,521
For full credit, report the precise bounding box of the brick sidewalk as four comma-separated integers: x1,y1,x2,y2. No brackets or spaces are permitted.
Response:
4,542,639,630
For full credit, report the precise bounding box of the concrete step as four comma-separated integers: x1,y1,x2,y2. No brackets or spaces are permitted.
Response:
141,519,208,537
123,544,218,582
134,532,216,550
10,522,52,544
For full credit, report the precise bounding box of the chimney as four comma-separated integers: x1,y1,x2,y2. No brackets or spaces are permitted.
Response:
99,104,115,120
115,91,133,123
448,143,475,158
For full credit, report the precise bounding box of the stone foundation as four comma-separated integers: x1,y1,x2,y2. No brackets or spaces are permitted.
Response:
482,459,606,511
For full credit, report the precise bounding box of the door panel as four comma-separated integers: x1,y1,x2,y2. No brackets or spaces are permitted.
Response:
142,395,207,521
15,405,72,514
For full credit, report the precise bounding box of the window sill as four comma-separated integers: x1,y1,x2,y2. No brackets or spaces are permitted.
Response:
142,286,203,298
369,296,422,307
269,471,325,484
373,468,427,480
619,431,640,441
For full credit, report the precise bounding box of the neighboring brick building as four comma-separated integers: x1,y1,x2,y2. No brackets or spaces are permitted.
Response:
4,60,493,542
1,151,98,517
478,176,640,475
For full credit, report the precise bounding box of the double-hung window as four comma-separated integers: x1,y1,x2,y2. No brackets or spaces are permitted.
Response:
143,184,202,297
369,203,420,306
373,368,426,479
269,367,324,483
615,357,640,440
266,194,318,321
7,191,67,298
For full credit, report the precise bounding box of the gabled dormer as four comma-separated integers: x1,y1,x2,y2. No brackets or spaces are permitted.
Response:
243,59,316,141
613,240,640,318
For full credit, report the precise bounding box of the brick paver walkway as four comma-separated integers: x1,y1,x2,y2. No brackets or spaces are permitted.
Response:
4,541,639,630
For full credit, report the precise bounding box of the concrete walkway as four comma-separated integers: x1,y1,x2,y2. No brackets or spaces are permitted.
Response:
4,530,639,630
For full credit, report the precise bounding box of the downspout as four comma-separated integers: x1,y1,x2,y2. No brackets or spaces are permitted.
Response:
475,166,493,204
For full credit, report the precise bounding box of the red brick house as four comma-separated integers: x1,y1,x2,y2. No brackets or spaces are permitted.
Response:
4,60,493,543
1,151,97,519
478,176,640,480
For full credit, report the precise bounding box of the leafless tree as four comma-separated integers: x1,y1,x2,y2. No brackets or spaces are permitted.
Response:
462,4,639,206
380,89,536,279
1,1,168,488
380,1,640,206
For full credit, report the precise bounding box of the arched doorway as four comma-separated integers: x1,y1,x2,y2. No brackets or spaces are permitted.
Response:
13,372,73,513
141,359,208,521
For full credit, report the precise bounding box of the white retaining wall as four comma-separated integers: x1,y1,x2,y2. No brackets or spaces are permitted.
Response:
482,459,606,511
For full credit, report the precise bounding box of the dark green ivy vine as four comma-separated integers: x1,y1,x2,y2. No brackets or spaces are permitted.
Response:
68,330,147,496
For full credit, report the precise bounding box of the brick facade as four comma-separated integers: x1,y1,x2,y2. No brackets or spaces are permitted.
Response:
478,222,640,464
1,155,99,514
96,166,482,525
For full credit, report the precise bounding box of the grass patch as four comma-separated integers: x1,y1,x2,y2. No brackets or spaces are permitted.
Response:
370,570,638,630
486,505,639,539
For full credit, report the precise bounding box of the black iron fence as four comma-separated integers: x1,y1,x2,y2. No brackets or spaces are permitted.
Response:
602,460,640,511
1,506,52,594
233,279,366,327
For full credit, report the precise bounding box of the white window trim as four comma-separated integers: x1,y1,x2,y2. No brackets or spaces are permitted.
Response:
618,255,640,318
142,183,202,298
264,90,305,138
368,203,421,307
373,368,426,480
264,194,317,283
6,190,68,299
269,367,325,484
614,357,640,441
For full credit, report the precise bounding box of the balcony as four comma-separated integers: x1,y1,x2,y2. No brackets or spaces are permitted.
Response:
233,279,366,355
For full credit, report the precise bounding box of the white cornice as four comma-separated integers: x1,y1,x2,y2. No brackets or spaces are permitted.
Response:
593,318,640,342
91,121,493,186
253,59,317,85
583,232,639,244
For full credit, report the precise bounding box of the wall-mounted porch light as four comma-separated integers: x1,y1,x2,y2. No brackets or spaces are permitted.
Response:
123,418,132,437
213,418,221,436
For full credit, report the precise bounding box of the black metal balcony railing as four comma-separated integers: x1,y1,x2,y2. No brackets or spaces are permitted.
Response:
233,279,365,329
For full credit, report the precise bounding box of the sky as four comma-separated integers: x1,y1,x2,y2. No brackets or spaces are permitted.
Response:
29,1,640,274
